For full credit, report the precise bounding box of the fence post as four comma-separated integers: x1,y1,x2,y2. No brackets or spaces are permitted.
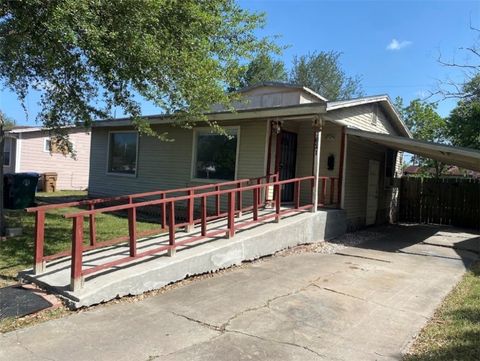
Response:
128,207,137,257
201,196,207,236
226,192,235,238
320,178,327,206
34,210,46,274
236,182,243,217
88,204,96,247
168,201,176,256
329,178,335,205
294,181,300,209
256,178,262,206
186,189,194,232
160,193,167,230
215,185,221,216
70,215,84,291
274,183,281,222
253,188,259,221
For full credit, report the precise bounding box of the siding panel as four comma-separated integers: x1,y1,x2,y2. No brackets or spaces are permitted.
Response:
88,120,268,198
18,129,91,190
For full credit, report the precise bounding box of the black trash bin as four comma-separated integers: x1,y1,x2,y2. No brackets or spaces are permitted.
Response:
4,172,40,209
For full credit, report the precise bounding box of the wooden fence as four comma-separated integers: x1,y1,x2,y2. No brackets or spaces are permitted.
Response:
399,177,480,230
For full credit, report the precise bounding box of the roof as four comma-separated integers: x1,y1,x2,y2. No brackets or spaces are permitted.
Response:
238,82,329,102
347,128,480,171
7,125,88,134
93,102,328,127
327,94,412,138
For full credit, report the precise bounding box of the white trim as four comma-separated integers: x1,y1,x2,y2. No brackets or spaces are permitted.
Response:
106,130,139,177
43,137,51,152
3,137,12,167
312,128,322,211
340,135,348,209
14,133,22,172
190,126,240,182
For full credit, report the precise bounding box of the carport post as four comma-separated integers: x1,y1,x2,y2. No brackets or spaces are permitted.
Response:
311,116,324,212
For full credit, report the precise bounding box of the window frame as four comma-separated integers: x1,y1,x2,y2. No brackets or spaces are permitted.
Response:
190,126,240,183
3,137,12,167
106,130,139,178
43,138,52,153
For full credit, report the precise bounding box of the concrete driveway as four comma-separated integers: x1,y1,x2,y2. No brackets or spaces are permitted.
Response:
1,224,478,361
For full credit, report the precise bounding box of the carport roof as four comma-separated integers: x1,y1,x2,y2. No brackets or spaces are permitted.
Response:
346,128,480,172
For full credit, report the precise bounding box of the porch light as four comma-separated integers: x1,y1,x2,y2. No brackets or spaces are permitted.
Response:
271,120,283,134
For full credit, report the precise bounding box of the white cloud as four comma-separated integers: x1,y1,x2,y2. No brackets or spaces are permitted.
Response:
386,39,412,51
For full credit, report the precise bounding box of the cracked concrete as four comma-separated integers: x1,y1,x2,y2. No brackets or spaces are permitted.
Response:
0,224,478,361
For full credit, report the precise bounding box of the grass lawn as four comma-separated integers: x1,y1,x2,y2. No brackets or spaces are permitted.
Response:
0,191,161,288
404,261,480,361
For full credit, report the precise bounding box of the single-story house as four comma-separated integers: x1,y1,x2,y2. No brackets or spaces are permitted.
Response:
87,83,408,230
4,126,91,190
87,82,480,230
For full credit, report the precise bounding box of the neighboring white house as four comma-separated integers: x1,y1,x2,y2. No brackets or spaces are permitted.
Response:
4,126,91,190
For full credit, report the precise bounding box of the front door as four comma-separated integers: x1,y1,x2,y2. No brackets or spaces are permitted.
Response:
279,131,297,202
366,159,380,225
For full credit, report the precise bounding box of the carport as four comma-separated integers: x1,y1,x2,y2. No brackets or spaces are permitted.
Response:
345,128,480,229
346,128,480,171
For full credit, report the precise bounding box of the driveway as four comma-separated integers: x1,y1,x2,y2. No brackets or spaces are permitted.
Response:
1,224,478,361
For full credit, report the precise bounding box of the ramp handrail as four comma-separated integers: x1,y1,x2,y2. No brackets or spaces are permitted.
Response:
65,175,340,290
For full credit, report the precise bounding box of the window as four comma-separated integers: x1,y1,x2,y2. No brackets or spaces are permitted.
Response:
193,128,238,180
3,138,11,166
385,149,397,178
107,132,138,175
44,138,52,152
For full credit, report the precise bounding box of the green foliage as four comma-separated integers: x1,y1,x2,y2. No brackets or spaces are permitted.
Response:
289,51,363,100
395,97,448,176
401,99,447,142
447,75,480,150
0,0,273,142
0,110,15,130
237,52,287,89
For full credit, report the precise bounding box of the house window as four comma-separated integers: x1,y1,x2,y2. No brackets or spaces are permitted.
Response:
108,132,138,175
44,137,72,155
193,128,238,180
44,138,52,152
3,138,11,166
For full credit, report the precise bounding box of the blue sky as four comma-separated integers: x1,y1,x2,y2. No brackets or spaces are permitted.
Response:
0,0,479,125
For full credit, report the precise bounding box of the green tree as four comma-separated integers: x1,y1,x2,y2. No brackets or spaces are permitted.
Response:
289,51,363,100
237,52,287,89
447,75,480,150
0,0,273,144
396,97,449,177
0,0,272,236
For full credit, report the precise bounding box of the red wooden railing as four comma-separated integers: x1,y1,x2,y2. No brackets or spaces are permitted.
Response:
26,174,278,274
27,174,339,290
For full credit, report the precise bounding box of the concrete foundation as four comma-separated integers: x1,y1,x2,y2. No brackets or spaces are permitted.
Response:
19,209,346,309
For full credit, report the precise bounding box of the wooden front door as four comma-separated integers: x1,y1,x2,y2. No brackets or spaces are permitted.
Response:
279,131,298,202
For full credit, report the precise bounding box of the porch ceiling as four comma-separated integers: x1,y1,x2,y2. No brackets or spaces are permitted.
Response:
346,128,480,171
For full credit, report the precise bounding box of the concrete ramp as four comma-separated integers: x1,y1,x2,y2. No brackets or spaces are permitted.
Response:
20,209,346,308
